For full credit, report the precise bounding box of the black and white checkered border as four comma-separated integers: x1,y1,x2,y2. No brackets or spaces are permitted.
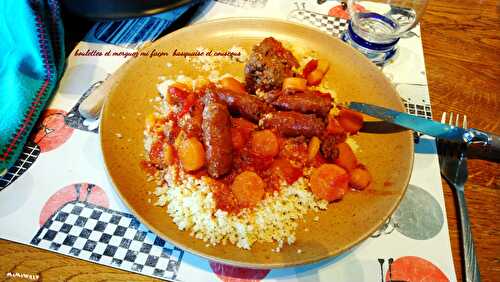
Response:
215,0,268,8
31,201,184,281
288,3,348,38
402,97,432,120
0,141,40,191
401,97,432,143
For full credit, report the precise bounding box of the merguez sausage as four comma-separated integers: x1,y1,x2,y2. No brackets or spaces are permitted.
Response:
261,111,325,138
272,92,332,117
202,95,233,178
208,87,273,122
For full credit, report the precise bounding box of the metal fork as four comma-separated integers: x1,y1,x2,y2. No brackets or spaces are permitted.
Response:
437,112,481,282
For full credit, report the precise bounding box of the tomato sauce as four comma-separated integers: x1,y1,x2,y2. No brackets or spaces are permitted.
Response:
212,181,240,214
149,112,314,214
145,74,370,214
140,160,158,175
149,139,165,165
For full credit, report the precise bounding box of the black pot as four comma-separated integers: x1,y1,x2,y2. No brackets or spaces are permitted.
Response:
61,0,200,20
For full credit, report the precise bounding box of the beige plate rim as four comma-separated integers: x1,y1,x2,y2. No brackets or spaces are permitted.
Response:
99,17,415,269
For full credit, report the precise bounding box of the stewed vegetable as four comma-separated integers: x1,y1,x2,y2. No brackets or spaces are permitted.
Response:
335,142,358,171
310,164,349,201
250,130,279,158
231,171,266,207
144,36,374,214
178,137,205,172
349,166,372,190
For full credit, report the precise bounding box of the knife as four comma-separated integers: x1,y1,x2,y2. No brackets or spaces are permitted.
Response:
347,102,500,161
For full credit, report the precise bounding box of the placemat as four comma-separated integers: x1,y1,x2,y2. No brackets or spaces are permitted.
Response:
0,1,456,281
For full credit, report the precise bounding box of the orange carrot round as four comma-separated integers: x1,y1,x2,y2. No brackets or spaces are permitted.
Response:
349,166,372,190
334,142,358,171
231,171,266,207
178,137,205,171
310,164,349,201
250,130,279,158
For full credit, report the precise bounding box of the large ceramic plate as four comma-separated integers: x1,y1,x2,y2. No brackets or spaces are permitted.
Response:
100,18,414,268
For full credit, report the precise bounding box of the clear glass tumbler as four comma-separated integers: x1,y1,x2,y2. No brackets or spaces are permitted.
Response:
342,0,428,65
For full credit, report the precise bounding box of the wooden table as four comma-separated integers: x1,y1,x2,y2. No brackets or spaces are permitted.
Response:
420,0,500,281
1,0,499,281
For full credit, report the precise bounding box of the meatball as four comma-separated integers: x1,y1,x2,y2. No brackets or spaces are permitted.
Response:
244,37,299,93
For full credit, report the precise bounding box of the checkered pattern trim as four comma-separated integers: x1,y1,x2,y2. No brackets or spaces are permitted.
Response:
403,99,432,120
401,97,433,143
215,0,268,8
0,141,40,191
288,4,348,38
31,201,184,281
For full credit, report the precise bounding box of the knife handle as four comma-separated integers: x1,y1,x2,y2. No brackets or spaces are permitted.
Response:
468,131,500,162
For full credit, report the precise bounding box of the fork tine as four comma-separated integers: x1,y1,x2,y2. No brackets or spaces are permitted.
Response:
463,115,468,129
448,112,454,126
455,113,460,127
441,112,447,123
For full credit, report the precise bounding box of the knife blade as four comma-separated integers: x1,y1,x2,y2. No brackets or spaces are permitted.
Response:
347,102,467,142
347,102,500,162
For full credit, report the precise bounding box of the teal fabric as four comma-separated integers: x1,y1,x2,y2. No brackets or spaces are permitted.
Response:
0,0,65,173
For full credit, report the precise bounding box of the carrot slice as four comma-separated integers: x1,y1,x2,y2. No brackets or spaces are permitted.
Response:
231,171,266,208
326,116,345,135
306,59,329,86
338,109,364,134
178,137,205,171
306,69,324,86
302,59,318,78
250,130,279,158
310,164,349,201
307,136,321,161
335,142,358,171
349,166,372,190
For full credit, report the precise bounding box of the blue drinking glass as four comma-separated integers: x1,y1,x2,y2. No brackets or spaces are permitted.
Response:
342,0,428,65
